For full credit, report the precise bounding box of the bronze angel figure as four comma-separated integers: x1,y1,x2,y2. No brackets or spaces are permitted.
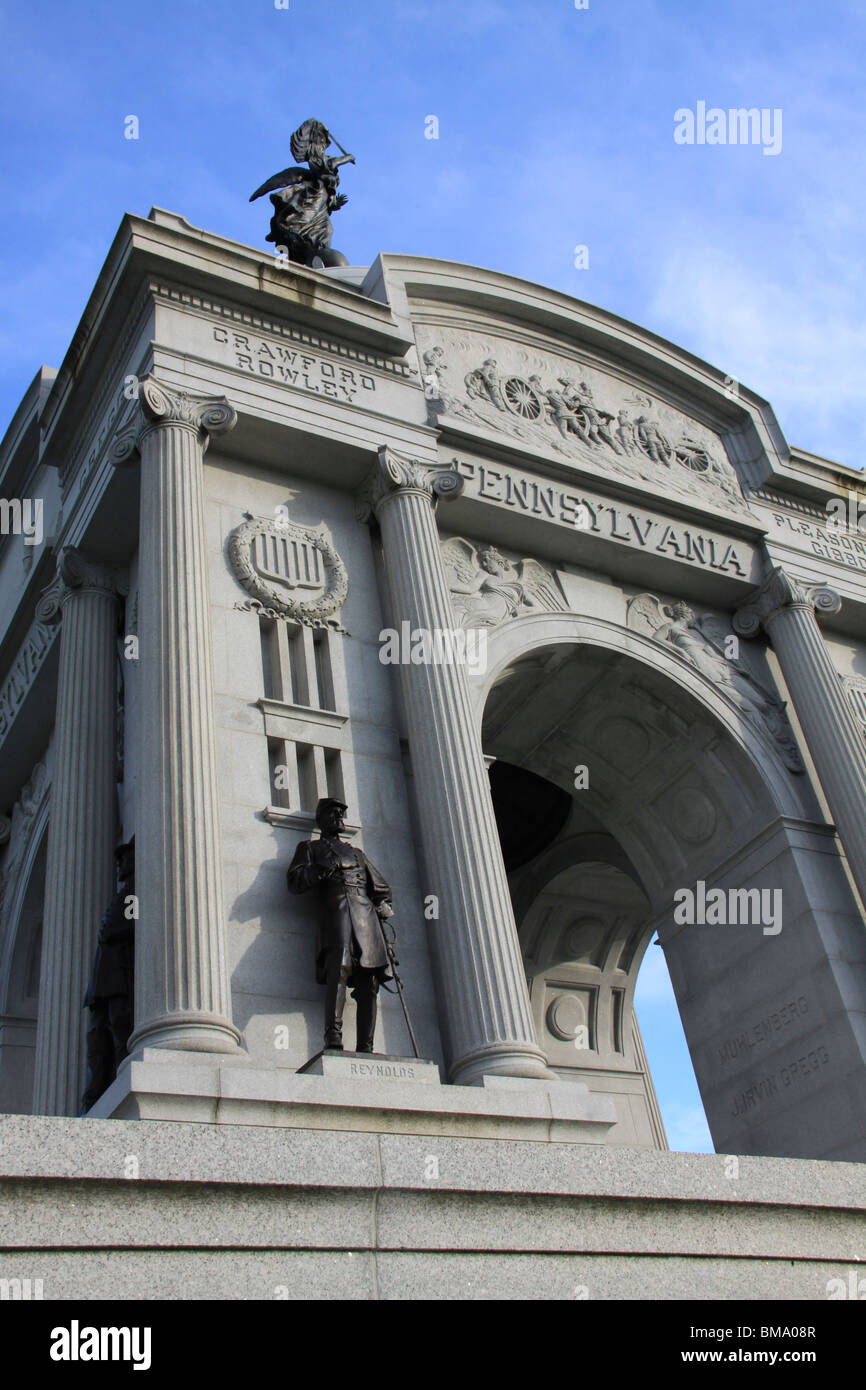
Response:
249,118,354,268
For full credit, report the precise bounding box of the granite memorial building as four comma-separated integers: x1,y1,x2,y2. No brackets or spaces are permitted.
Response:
1,197,865,1298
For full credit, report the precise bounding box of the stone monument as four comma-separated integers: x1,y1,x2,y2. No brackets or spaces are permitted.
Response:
0,129,864,1298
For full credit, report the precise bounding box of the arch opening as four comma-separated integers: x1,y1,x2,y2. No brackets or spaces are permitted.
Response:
480,631,866,1158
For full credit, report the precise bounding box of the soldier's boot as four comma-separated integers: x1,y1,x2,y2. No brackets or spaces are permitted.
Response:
355,979,378,1053
324,977,347,1051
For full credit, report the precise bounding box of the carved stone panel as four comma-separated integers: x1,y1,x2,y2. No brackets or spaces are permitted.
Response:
627,592,803,772
441,537,567,630
417,327,749,518
0,761,50,930
228,504,348,629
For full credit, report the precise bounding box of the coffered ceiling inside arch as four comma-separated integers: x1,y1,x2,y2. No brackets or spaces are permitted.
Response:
481,641,793,911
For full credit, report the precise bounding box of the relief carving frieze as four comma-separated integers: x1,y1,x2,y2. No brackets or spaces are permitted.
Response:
418,330,748,518
627,593,803,772
441,538,567,629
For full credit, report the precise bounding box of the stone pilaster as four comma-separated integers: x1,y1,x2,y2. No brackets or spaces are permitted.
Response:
361,446,555,1085
734,567,866,906
33,550,119,1115
114,376,242,1054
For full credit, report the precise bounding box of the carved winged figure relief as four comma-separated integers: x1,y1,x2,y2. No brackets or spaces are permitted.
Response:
441,538,567,629
627,594,802,771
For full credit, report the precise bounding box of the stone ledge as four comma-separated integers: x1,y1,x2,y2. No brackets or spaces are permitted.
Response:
0,1248,858,1301
1,1179,863,1262
1,1113,864,1210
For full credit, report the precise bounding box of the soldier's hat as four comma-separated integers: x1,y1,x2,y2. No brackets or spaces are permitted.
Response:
315,798,348,825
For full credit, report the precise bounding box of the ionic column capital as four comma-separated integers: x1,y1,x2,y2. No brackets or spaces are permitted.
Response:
58,547,118,596
34,549,118,625
110,374,237,466
733,567,841,637
356,445,463,522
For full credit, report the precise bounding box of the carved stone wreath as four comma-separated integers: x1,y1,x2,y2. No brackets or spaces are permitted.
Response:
228,509,348,628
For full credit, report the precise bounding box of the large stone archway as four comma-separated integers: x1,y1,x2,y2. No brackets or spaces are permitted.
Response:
472,613,866,1161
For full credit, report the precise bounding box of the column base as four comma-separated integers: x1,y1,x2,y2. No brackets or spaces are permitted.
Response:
447,1041,559,1088
127,1012,244,1055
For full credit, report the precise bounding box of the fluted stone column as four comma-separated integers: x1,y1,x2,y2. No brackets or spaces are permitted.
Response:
33,550,118,1115
114,376,241,1054
362,447,555,1085
735,567,866,907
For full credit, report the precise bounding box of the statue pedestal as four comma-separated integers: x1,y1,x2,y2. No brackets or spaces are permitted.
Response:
306,1051,442,1084
86,1047,617,1143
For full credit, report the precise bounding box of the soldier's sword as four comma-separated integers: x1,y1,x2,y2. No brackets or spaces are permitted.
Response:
376,914,420,1059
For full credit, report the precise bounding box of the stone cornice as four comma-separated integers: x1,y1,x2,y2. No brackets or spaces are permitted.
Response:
151,281,414,380
53,284,153,493
750,487,833,521
733,567,842,637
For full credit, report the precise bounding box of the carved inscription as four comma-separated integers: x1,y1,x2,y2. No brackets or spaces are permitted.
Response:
772,512,866,572
718,996,810,1065
211,327,377,401
349,1061,417,1079
453,457,749,576
729,1043,830,1118
0,622,57,746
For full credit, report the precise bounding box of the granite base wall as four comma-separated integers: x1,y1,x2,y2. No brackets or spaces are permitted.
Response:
1,1115,863,1301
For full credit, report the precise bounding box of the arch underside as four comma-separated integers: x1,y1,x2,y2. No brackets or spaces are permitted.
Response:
479,619,866,1160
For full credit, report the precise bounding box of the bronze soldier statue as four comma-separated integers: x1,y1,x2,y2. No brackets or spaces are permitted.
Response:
287,799,394,1053
79,838,135,1113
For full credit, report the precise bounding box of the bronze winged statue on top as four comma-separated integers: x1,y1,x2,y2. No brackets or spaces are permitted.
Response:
249,118,355,268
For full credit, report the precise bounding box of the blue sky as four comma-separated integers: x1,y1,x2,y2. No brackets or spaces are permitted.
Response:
3,0,863,1149
2,0,864,469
